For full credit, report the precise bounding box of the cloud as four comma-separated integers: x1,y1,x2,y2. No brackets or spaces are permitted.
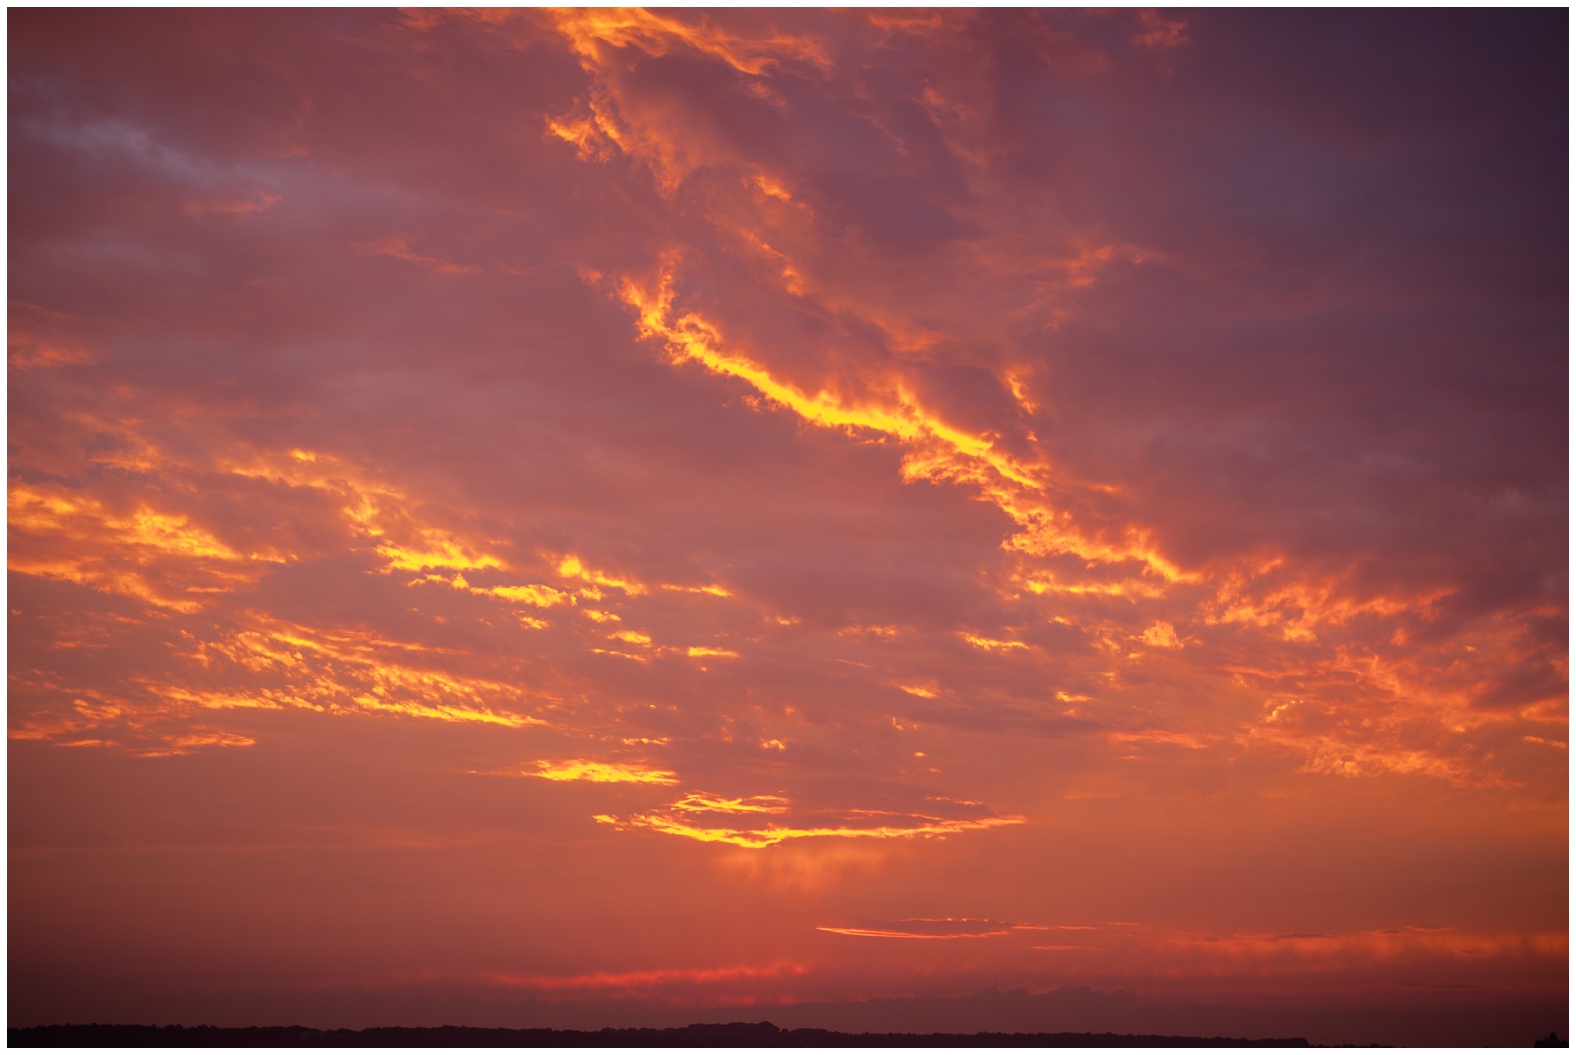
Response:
482,960,807,997
7,8,1565,1032
597,793,1024,849
524,760,680,785
817,918,1041,940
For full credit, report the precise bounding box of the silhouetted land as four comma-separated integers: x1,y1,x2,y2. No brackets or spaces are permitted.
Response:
12,1022,1313,1047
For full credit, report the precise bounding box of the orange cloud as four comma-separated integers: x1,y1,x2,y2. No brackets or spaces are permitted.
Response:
184,193,281,218
525,760,679,785
8,481,288,611
685,646,739,658
556,553,647,595
596,793,1025,849
817,918,1037,940
138,729,257,758
482,960,806,994
356,236,478,275
7,10,1565,1034
186,615,552,731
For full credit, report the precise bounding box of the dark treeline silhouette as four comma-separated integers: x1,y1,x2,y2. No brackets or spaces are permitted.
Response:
11,1022,1311,1047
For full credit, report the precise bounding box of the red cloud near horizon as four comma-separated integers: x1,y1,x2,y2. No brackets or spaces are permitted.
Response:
8,8,1566,1046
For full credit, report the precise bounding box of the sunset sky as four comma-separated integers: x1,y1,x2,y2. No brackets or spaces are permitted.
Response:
7,8,1568,1046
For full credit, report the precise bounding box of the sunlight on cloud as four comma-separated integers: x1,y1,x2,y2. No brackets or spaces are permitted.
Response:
526,759,680,785
596,793,1025,849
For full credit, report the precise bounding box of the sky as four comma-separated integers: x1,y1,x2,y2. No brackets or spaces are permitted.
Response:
7,8,1568,1046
